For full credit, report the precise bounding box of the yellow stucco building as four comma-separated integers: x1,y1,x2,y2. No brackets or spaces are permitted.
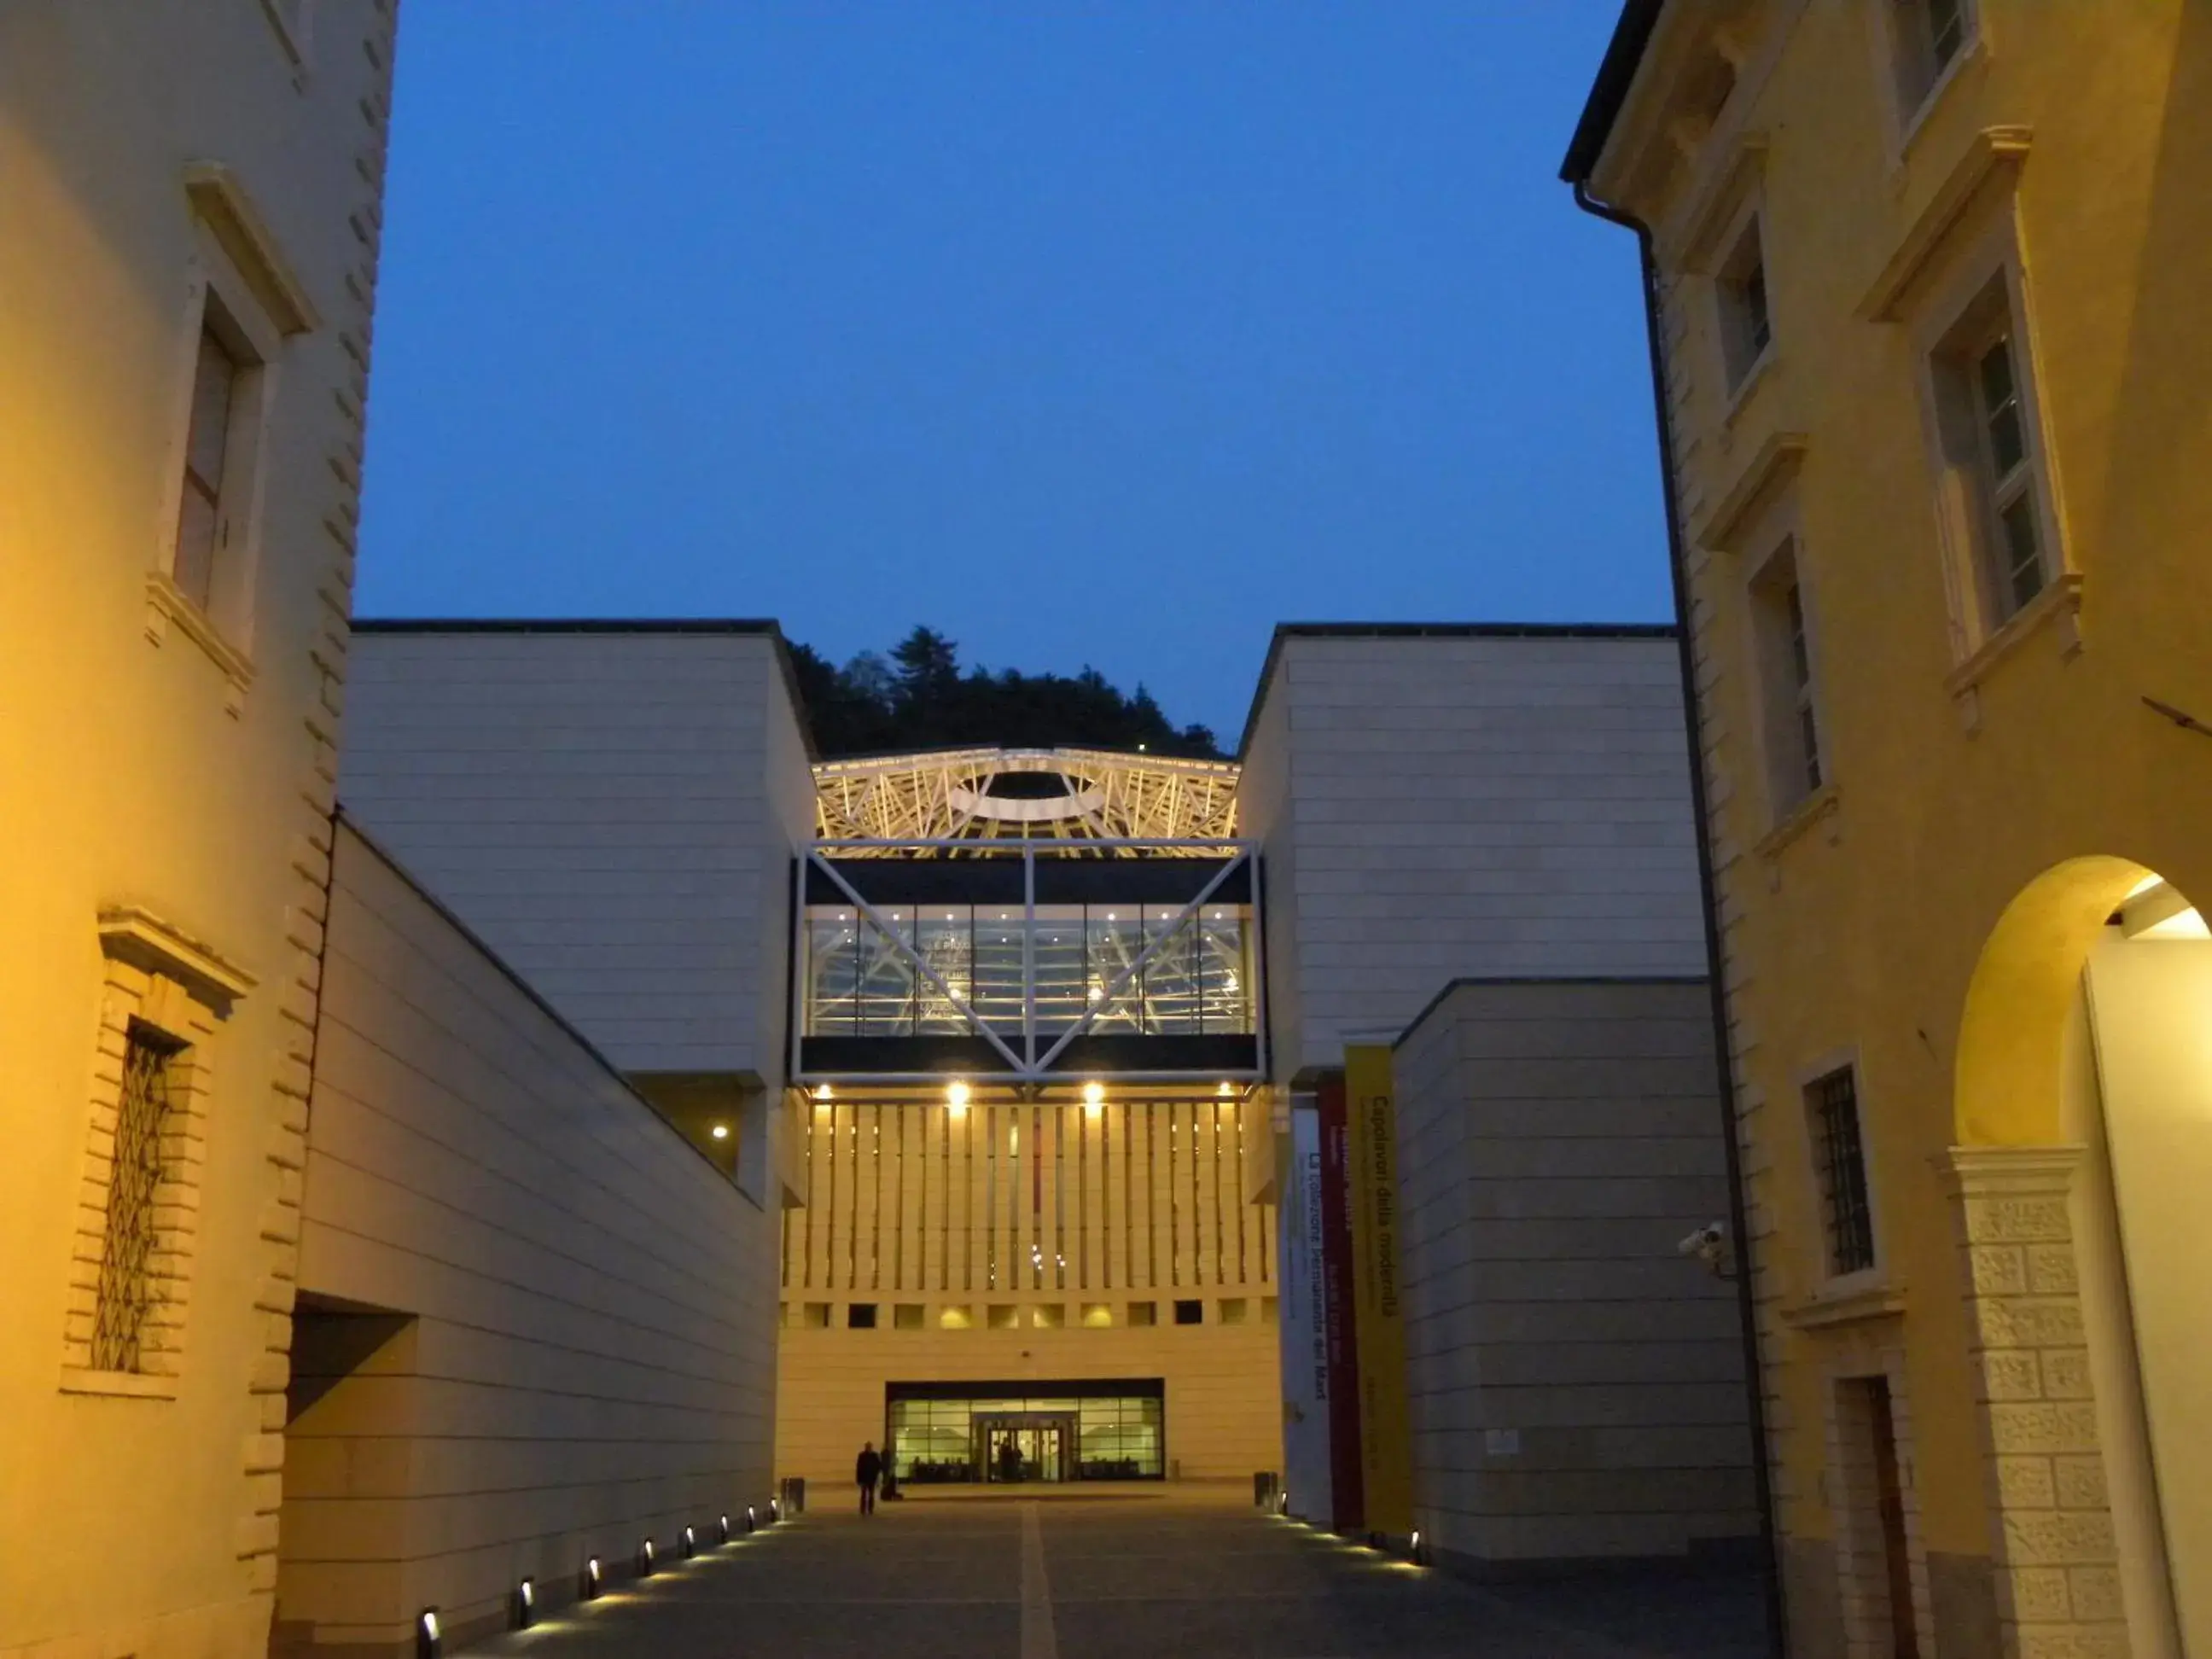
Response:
1,3,399,1653
1566,3,2210,1656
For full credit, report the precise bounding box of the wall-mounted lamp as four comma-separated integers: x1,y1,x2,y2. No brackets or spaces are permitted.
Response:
637,1537,657,1577
946,1080,970,1114
814,1083,833,1101
513,1576,536,1629
582,1555,603,1599
710,1123,730,1141
416,1608,442,1658
1217,1080,1234,1097
1082,1080,1104,1114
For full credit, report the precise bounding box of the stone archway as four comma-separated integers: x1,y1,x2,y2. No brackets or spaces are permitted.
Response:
1946,855,2201,1659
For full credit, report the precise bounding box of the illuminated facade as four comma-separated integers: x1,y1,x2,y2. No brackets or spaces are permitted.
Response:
778,752,1278,1487
1568,3,2212,1655
773,623,1759,1546
1,5,399,1655
4,5,1774,1650
814,746,1242,847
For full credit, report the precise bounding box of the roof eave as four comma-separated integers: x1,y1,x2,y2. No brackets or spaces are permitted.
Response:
1558,0,1668,187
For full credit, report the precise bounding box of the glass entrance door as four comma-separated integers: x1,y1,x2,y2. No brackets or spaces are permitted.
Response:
977,1413,1074,1483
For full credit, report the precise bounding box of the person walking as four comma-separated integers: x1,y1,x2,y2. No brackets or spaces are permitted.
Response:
856,1441,883,1516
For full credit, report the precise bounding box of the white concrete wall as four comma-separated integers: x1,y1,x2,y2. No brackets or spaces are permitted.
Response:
2084,934,2212,1652
1239,630,1706,1080
1392,978,1755,1569
278,823,782,1652
1237,667,1305,1080
340,625,813,1078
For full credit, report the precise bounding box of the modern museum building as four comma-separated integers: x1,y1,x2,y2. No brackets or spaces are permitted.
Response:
334,615,1757,1584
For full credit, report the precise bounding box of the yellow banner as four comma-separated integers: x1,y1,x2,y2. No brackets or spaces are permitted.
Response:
1344,1044,1412,1534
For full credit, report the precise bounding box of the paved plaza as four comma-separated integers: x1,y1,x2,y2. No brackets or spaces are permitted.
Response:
467,1491,1769,1659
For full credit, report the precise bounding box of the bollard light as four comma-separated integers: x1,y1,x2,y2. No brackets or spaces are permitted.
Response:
416,1607,442,1659
638,1537,657,1577
683,1524,697,1558
718,1512,731,1545
514,1576,536,1629
582,1555,603,1600
748,1503,758,1533
1409,1528,1423,1564
769,1497,781,1522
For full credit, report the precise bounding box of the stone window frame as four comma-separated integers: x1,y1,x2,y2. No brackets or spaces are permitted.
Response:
1794,1047,1893,1300
1734,484,1836,836
145,165,321,712
61,909,253,1399
1917,246,2066,644
1712,203,1778,405
1823,1348,1939,1659
1866,0,1985,160
1879,166,2086,716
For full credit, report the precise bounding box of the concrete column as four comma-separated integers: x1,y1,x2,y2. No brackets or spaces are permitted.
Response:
1942,1147,2128,1658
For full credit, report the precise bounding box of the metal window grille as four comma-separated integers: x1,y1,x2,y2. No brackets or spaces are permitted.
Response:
1810,1068,1876,1275
1786,581,1823,792
91,1025,183,1372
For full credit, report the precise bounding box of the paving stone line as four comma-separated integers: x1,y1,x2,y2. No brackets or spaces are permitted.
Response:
1021,1501,1059,1659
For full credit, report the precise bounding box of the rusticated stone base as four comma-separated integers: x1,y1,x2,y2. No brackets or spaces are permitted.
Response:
1780,1533,1846,1659
1945,1147,2130,1659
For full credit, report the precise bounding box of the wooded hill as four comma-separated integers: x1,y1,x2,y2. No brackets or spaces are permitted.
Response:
789,626,1224,760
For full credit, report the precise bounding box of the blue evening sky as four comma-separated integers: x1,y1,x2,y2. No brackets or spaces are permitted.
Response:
356,4,1657,743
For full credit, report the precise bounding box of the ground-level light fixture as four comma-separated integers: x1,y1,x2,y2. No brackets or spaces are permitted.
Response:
710,1123,730,1140
638,1537,657,1576
514,1576,536,1629
1409,1529,1424,1563
416,1608,442,1658
770,1497,781,1522
718,1513,731,1545
582,1555,603,1599
683,1523,697,1557
748,1503,758,1532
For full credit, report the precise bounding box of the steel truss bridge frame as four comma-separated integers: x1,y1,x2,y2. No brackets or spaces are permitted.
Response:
789,835,1267,1090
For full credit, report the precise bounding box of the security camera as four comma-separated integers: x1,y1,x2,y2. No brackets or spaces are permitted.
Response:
1677,1222,1732,1278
